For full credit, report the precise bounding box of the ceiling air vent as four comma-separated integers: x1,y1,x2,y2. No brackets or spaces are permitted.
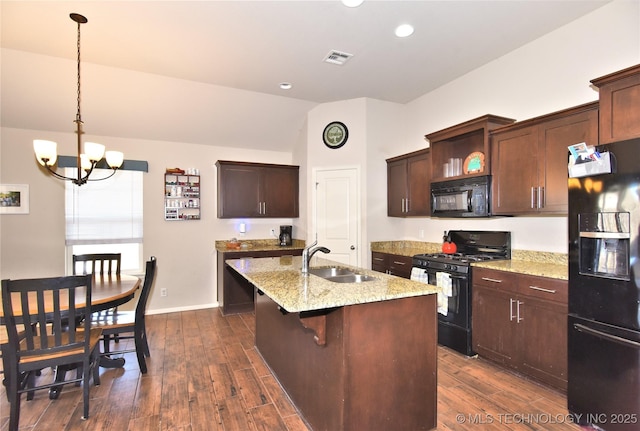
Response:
323,50,353,65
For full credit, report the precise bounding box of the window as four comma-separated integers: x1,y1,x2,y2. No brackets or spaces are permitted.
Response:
65,168,143,274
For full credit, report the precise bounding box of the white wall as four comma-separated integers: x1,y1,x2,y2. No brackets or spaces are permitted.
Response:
1,0,638,313
0,127,296,313
371,0,640,253
305,99,369,266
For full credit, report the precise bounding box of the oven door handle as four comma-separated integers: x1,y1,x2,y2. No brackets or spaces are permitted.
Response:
466,190,472,212
424,270,466,280
574,323,640,349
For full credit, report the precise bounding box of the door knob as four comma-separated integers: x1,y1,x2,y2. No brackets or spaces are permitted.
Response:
350,245,355,250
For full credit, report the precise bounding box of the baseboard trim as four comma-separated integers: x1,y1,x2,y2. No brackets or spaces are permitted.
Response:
146,302,219,315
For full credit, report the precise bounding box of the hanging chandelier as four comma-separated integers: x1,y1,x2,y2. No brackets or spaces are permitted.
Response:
33,13,123,186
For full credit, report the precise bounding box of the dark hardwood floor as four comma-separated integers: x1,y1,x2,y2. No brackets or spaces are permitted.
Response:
1,308,582,430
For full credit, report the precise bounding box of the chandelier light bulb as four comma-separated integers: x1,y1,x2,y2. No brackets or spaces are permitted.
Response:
83,142,106,162
105,151,124,169
33,140,58,166
80,154,92,171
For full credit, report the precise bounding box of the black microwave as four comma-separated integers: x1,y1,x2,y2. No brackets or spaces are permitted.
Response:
431,175,491,218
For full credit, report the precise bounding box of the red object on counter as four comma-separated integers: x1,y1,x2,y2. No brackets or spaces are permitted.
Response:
442,241,457,254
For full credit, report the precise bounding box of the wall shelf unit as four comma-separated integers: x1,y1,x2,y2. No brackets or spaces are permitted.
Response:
164,172,201,221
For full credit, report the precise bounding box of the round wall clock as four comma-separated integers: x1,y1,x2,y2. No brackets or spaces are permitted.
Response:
323,121,349,149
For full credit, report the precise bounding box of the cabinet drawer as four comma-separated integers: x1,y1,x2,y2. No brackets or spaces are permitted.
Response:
517,274,567,304
473,267,518,292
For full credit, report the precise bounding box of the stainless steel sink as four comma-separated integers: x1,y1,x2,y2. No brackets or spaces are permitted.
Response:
308,267,377,283
325,274,378,283
308,267,354,278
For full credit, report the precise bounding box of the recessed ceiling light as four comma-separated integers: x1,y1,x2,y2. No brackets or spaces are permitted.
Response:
342,0,364,7
280,82,292,90
395,24,414,38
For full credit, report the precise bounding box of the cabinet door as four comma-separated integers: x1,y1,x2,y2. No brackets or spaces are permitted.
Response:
406,153,430,216
472,285,519,366
593,66,640,144
519,296,568,390
491,126,539,215
371,252,388,274
538,108,598,214
387,159,408,217
388,254,413,279
218,164,262,218
263,166,299,217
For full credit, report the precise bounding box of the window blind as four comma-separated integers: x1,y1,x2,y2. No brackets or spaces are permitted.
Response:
65,169,143,245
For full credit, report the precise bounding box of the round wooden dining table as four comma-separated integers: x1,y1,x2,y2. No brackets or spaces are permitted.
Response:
0,274,141,320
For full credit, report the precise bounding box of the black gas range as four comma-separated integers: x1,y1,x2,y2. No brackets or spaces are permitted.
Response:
411,230,511,356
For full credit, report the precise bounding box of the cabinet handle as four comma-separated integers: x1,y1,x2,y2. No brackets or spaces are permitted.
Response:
401,198,406,213
538,186,544,209
509,298,516,321
481,277,503,283
405,198,410,213
531,187,536,209
517,300,524,323
373,257,384,262
528,285,556,294
392,261,406,266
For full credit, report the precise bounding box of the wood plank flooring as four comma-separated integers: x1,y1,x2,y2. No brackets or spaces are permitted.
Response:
1,308,583,431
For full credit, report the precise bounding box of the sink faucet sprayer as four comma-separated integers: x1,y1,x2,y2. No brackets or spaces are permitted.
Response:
302,238,331,275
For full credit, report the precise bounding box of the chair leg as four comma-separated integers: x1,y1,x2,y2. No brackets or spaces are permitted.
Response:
92,351,101,386
7,373,21,431
134,329,147,374
140,322,151,357
102,334,111,355
81,359,90,420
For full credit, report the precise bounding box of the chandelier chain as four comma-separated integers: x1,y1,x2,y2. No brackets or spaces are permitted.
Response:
76,19,82,125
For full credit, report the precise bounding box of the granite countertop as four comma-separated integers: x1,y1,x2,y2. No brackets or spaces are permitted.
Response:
371,241,568,280
471,249,568,280
215,239,305,253
226,256,438,313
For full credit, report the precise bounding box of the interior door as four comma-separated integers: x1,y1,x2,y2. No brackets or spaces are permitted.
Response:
314,168,360,266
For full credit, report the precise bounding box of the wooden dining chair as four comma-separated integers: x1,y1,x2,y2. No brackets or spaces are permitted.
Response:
72,253,121,276
92,256,157,373
73,253,122,323
1,274,103,431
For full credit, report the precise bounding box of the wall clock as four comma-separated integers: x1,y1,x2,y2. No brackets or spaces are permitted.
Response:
323,121,349,149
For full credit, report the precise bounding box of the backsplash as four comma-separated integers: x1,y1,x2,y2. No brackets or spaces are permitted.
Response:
371,240,567,265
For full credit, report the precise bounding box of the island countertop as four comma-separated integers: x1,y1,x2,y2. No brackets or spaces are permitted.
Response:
225,255,438,313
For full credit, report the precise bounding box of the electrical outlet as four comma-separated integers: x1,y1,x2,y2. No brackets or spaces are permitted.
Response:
160,288,167,297
419,229,425,239
270,228,276,237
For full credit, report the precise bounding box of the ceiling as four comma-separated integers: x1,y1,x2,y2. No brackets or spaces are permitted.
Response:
1,1,610,152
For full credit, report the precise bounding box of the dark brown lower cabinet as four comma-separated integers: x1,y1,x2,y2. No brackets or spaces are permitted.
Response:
217,248,302,315
255,291,437,431
472,267,568,391
371,252,413,279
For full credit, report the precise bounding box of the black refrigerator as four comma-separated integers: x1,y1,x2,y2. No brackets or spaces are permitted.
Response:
568,139,640,430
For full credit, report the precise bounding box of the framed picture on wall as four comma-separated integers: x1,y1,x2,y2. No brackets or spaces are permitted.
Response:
0,184,29,214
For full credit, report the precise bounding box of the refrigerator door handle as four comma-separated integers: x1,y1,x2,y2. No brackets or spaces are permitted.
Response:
574,323,640,349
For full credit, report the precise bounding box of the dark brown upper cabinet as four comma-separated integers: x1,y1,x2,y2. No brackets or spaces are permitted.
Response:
425,115,516,184
216,160,299,218
591,63,640,144
490,102,598,215
386,148,430,217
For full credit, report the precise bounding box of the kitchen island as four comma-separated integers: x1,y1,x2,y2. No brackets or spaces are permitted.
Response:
226,255,438,431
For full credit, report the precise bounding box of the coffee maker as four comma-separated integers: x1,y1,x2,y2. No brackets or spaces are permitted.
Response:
279,225,292,246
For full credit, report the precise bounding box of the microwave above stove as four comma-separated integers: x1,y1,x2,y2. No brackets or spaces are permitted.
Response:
431,175,491,218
